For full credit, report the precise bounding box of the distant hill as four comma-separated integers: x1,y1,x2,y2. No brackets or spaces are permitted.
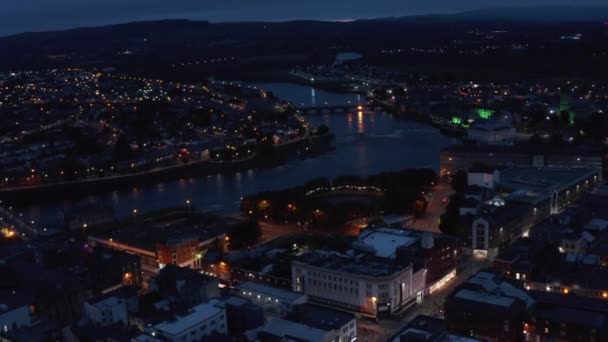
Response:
3,5,608,41
1,5,607,80
451,5,608,22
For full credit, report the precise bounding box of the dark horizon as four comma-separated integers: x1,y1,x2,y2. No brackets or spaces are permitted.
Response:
2,1,608,37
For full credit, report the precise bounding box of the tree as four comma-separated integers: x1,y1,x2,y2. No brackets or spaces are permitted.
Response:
227,220,262,250
559,110,572,126
529,133,543,144
315,124,330,135
113,135,134,161
450,170,468,195
549,133,564,145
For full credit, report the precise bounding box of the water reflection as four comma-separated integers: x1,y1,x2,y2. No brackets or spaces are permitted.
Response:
357,111,364,134
20,83,453,225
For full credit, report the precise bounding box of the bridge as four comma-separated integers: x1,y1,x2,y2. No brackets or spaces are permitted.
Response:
298,104,385,115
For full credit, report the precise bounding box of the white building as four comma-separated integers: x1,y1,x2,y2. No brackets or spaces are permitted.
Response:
467,170,500,189
148,299,226,342
292,251,425,317
0,293,32,333
468,121,515,145
260,304,356,342
236,281,306,315
84,295,128,327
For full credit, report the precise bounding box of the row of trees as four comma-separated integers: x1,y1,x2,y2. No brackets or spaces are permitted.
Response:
241,169,437,230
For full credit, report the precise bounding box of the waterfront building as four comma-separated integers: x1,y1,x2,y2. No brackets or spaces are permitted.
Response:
88,221,228,281
440,144,606,178
467,121,516,145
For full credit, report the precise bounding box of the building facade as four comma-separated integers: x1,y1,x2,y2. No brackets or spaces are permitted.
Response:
292,252,425,317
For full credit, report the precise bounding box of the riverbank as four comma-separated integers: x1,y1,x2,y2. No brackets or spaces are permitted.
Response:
15,82,453,227
0,132,334,204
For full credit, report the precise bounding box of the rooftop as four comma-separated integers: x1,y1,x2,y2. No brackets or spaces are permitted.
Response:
469,121,512,131
261,318,328,342
454,289,515,308
355,228,418,259
237,281,305,304
154,299,224,336
499,167,596,199
442,143,603,156
295,251,410,278
91,215,230,252
286,304,355,331
388,315,483,342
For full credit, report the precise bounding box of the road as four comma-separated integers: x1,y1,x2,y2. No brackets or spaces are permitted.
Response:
258,220,303,241
410,182,454,233
219,212,303,242
0,203,38,240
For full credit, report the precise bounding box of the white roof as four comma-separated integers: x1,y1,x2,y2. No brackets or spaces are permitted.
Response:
154,300,223,336
358,229,417,259
455,289,515,308
90,296,123,309
262,318,328,342
468,272,534,309
237,281,305,304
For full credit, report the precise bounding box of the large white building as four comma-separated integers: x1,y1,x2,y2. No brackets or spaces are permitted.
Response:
138,299,226,342
467,121,515,145
236,281,306,315
292,251,425,317
83,295,128,327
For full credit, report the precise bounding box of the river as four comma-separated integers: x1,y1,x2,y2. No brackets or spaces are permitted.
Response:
19,82,454,227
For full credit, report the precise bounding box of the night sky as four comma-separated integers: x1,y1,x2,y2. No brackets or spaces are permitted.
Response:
1,0,606,36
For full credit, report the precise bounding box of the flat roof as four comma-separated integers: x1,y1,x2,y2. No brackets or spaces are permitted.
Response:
470,121,512,131
89,296,124,309
295,251,409,278
499,167,597,205
500,167,596,193
262,318,327,342
454,289,515,308
442,143,603,155
357,229,417,259
154,300,223,336
92,221,229,252
287,304,355,331
237,281,304,304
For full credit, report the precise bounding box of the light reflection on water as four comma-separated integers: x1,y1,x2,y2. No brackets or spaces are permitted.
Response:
20,82,453,225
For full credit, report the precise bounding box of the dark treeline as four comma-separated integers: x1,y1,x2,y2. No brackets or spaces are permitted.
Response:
241,168,436,229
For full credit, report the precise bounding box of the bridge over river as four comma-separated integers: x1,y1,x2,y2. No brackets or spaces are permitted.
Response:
298,103,386,115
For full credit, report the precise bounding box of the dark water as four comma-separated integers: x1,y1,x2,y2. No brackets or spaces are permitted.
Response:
21,83,453,227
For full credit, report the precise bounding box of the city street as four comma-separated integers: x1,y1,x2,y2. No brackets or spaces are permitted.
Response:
410,182,454,233
258,220,303,241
